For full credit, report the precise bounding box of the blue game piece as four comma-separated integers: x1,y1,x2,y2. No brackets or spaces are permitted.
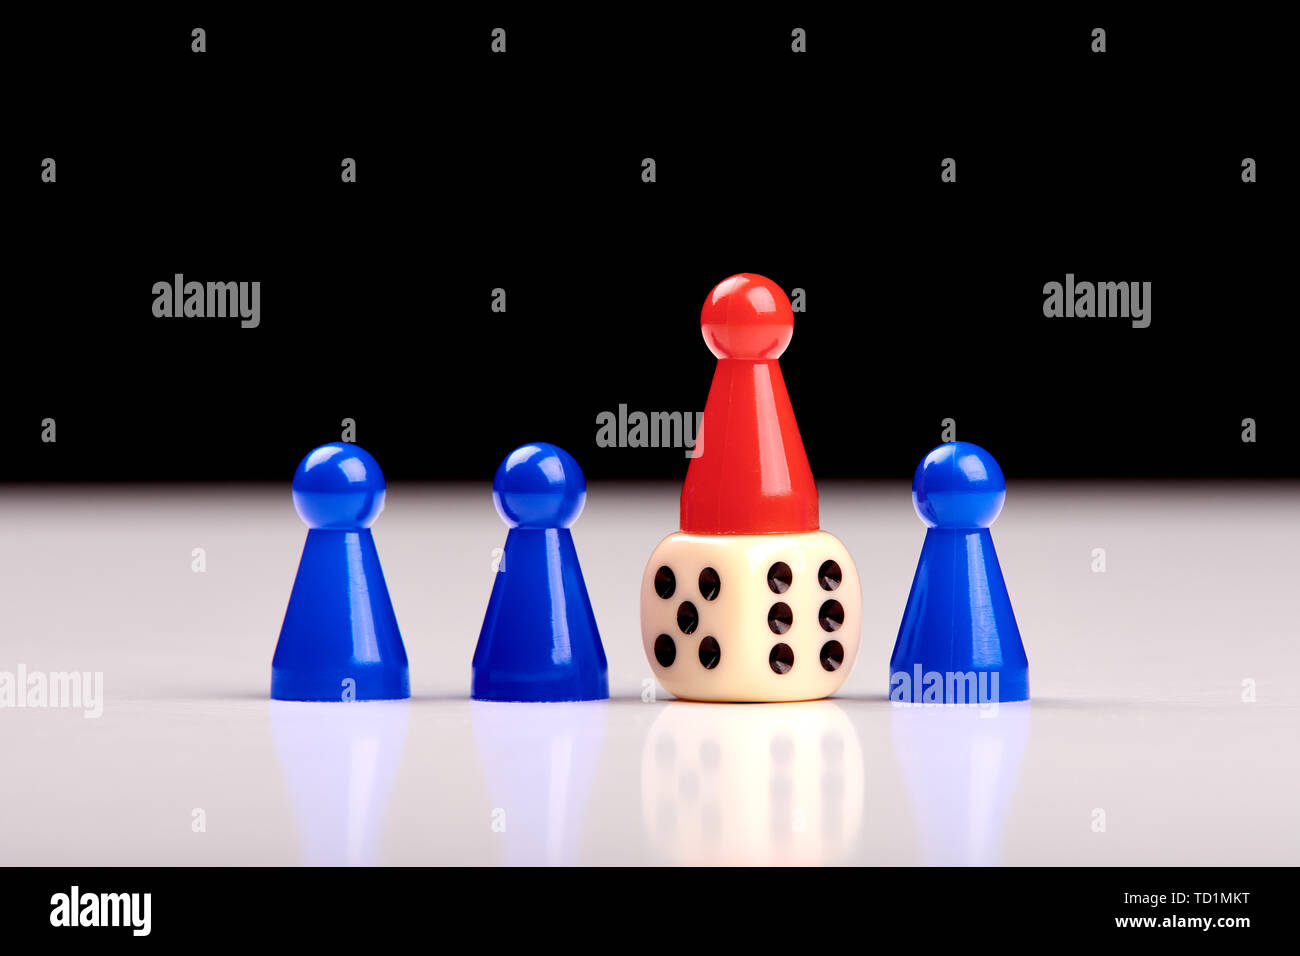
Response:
889,442,1029,703
272,443,410,701
472,443,608,702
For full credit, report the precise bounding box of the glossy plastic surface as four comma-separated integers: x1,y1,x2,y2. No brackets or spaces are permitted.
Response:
890,442,1029,702
473,443,608,702
272,443,410,701
681,274,818,534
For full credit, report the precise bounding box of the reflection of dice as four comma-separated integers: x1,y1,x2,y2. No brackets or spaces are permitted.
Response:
641,701,865,864
641,531,861,702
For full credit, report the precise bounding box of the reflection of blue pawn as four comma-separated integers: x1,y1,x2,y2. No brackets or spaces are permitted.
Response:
472,443,608,702
890,442,1029,703
272,443,410,701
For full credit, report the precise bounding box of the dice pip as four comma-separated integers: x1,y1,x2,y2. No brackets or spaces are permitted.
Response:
640,274,862,702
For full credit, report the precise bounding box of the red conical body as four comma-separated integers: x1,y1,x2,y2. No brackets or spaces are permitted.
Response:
680,274,818,534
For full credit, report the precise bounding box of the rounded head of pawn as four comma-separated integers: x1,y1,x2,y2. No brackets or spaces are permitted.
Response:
493,442,586,529
912,442,1006,529
700,273,794,360
292,443,387,530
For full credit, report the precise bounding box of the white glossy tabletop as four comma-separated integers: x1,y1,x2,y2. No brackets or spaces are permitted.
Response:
1,481,1297,865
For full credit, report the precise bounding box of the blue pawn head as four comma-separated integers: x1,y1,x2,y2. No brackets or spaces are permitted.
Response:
492,443,586,529
292,443,386,530
912,442,1006,529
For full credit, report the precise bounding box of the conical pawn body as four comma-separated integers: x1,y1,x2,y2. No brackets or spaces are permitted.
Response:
681,357,818,534
273,529,409,701
472,443,608,702
272,443,409,702
473,528,607,701
889,441,1029,703
890,528,1027,703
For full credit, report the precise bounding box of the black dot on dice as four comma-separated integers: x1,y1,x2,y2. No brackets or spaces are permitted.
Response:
769,643,795,675
767,562,793,594
654,634,676,667
820,640,845,671
819,599,845,632
698,636,721,669
767,602,793,635
677,602,699,634
654,566,676,599
698,567,721,601
818,560,842,591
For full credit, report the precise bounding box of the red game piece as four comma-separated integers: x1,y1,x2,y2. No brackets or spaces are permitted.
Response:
682,274,819,535
640,275,863,702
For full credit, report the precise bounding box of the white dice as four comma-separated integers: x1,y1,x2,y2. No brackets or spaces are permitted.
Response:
640,530,862,702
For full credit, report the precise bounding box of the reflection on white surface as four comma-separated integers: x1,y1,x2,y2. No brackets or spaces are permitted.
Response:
269,700,410,866
470,701,609,865
641,700,865,865
889,701,1030,865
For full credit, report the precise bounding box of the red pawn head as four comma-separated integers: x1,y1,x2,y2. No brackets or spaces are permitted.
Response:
682,274,819,535
701,274,794,360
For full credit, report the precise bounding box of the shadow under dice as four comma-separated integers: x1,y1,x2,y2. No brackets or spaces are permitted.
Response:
641,531,861,702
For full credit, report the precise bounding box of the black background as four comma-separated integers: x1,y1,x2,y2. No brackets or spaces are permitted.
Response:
5,9,1290,481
